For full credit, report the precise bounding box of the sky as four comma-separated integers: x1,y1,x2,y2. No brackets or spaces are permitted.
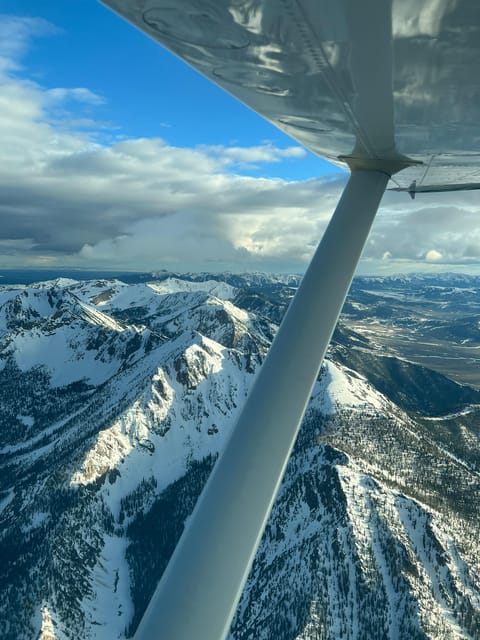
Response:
1,2,480,275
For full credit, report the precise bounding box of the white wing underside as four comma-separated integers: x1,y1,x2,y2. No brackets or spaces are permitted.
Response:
102,0,480,190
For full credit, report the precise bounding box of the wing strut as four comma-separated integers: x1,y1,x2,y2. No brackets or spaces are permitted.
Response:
134,168,389,640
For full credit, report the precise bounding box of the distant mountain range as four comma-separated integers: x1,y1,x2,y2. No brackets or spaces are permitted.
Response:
0,273,479,639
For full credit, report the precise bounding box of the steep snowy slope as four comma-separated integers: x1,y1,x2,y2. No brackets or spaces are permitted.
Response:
0,276,478,640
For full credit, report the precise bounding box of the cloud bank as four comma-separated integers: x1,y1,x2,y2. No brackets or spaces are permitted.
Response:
1,14,480,275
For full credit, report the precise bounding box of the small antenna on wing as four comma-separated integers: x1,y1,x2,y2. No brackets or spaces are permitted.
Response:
408,180,417,199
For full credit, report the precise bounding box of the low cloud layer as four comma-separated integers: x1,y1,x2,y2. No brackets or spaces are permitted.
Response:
365,196,480,273
1,15,480,275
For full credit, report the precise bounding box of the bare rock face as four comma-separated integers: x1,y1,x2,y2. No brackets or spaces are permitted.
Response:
0,273,479,640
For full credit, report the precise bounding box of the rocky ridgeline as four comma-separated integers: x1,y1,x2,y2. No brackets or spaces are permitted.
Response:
0,275,478,639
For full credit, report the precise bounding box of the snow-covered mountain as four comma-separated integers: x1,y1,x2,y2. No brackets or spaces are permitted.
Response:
0,275,478,639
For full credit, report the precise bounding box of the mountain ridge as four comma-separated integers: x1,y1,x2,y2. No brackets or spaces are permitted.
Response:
0,274,478,639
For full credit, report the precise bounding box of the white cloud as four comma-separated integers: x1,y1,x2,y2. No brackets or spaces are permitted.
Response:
201,143,306,169
46,87,106,106
0,15,58,74
425,249,443,262
365,196,480,271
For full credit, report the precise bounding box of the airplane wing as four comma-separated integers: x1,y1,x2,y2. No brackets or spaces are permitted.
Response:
98,2,480,639
102,0,480,192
